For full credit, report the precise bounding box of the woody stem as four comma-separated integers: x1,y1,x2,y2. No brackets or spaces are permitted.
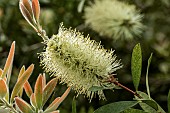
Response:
108,75,142,98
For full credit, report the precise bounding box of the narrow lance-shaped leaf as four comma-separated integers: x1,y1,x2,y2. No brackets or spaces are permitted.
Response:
18,66,25,97
42,73,46,88
6,58,13,85
94,101,139,113
21,0,33,15
18,66,25,79
19,2,36,30
34,74,43,109
10,64,34,103
0,79,8,99
2,41,15,78
30,93,36,108
15,97,34,113
32,0,40,22
131,43,142,91
142,100,158,111
168,90,170,113
24,81,33,98
47,97,60,109
45,87,71,112
146,53,153,99
135,91,166,113
0,69,3,77
4,76,9,102
42,78,57,106
72,97,77,113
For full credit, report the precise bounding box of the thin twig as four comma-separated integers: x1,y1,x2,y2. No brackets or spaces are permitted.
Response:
108,75,142,98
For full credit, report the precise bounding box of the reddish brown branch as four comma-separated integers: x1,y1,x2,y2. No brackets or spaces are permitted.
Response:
108,75,142,98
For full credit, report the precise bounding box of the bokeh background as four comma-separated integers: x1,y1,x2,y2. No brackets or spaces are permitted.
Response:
0,0,170,112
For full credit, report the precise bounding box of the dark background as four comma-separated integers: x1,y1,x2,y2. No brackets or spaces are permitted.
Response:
0,0,170,112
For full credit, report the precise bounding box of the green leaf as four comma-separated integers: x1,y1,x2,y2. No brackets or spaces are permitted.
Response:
121,108,147,113
0,79,8,99
93,101,138,113
131,43,142,91
45,87,71,112
30,93,36,108
146,53,152,99
168,90,170,113
15,97,34,113
88,106,94,113
43,78,57,106
142,100,158,111
24,81,33,98
32,0,40,21
89,86,105,92
135,91,166,113
2,41,15,78
10,64,34,103
18,66,25,97
72,97,77,113
34,74,43,109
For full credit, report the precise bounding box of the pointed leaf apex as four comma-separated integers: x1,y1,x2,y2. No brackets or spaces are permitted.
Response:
34,74,43,109
2,41,15,78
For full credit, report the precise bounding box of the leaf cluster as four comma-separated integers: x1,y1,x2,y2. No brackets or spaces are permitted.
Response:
0,42,71,113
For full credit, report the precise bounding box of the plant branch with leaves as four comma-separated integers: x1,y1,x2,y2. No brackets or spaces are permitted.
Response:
18,0,170,113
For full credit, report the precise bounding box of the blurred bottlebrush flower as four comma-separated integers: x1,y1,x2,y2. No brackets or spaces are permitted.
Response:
19,0,122,100
39,23,122,100
84,0,144,40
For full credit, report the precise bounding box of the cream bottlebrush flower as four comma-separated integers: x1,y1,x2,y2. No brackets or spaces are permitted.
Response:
19,0,122,100
39,23,122,100
84,0,144,40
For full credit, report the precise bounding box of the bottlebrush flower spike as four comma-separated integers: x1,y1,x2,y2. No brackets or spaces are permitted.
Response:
39,23,122,100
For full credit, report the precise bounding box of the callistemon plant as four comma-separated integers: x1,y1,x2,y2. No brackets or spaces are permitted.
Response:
19,0,123,100
0,42,70,113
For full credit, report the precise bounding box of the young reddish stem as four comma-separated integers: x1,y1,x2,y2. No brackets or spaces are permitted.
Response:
108,75,142,98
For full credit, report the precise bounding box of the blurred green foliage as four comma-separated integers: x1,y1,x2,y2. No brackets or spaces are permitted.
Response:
0,0,170,112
